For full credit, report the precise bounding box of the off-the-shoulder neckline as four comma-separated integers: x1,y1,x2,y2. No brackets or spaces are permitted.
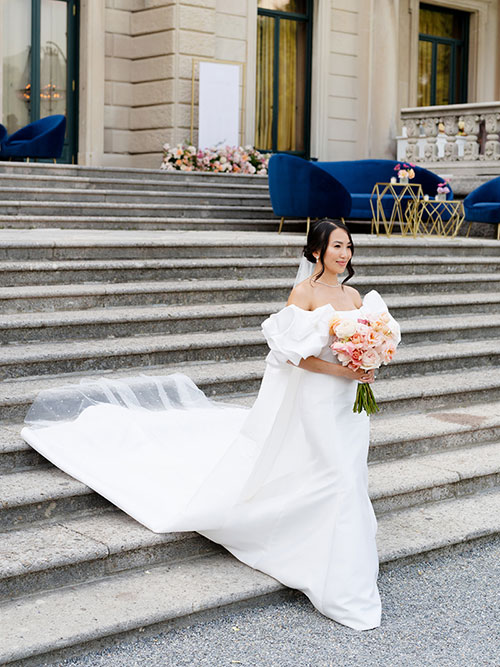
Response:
287,303,361,314
286,289,379,314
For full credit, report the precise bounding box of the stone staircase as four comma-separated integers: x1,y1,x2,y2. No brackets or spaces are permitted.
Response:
1,165,500,665
0,162,291,233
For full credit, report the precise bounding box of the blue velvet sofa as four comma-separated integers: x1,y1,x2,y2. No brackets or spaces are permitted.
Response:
315,159,451,220
0,115,66,160
267,155,451,229
464,176,500,240
268,153,352,232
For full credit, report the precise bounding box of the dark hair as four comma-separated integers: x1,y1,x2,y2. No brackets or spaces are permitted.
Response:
303,219,355,285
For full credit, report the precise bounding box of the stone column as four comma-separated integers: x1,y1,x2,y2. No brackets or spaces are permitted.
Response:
366,0,399,158
78,0,105,166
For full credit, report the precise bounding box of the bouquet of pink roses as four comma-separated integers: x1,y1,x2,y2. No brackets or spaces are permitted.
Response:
329,312,399,415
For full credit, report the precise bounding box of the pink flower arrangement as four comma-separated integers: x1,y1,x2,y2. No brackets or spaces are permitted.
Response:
394,163,415,180
437,181,450,195
329,312,400,414
161,143,270,174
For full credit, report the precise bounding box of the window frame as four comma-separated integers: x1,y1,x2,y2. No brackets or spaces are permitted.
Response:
256,1,313,158
418,3,470,106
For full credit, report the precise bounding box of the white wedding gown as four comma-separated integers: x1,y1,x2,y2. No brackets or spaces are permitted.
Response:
21,290,400,631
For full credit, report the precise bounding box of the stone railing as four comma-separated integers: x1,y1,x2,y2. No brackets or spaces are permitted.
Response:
397,102,500,162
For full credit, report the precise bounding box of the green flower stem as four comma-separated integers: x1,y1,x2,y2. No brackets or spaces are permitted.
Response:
353,383,380,416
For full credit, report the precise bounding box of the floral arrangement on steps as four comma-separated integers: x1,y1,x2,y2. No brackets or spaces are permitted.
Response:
160,143,270,174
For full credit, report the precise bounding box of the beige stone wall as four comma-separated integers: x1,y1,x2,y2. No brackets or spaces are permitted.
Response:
128,0,250,169
92,0,500,167
103,0,135,167
129,0,176,168
322,0,364,160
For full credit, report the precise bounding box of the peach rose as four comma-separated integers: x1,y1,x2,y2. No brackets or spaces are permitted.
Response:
334,319,357,339
367,331,384,347
348,361,361,371
360,349,381,370
382,343,396,364
329,317,342,336
350,331,365,346
351,348,363,363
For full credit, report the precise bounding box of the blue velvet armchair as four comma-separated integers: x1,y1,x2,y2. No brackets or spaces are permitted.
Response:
0,115,66,161
268,154,352,233
464,176,500,240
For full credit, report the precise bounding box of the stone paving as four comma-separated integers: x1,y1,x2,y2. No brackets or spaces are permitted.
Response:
58,537,500,667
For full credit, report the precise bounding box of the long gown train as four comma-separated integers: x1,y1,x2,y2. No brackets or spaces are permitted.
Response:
21,290,400,631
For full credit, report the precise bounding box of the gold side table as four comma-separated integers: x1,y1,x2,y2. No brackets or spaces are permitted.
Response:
370,182,423,237
407,199,465,237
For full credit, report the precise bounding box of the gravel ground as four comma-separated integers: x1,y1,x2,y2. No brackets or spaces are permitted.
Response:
58,537,500,667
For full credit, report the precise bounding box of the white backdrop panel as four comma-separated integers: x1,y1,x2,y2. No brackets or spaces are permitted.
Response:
198,62,240,150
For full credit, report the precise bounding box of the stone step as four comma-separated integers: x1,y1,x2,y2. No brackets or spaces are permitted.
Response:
1,437,498,548
0,214,297,233
1,362,499,424
1,255,499,287
0,325,498,380
369,400,500,463
1,305,499,347
0,200,276,220
0,162,268,185
0,229,305,261
370,441,500,514
3,399,500,474
1,488,499,665
0,186,271,207
0,258,299,287
0,467,108,530
0,302,281,344
0,173,270,194
0,510,220,602
0,424,46,472
2,274,500,313
0,229,497,261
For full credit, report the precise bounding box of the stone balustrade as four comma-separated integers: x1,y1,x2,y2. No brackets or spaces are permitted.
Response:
397,102,500,163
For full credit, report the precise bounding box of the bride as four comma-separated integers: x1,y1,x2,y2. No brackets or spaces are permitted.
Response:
21,219,400,632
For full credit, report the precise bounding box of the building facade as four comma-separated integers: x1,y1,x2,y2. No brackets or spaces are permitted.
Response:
1,0,499,168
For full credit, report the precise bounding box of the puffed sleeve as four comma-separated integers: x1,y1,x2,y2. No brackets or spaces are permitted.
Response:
362,290,401,345
261,304,332,366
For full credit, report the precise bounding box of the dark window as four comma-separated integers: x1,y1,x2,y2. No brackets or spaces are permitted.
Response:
418,3,469,106
255,0,312,157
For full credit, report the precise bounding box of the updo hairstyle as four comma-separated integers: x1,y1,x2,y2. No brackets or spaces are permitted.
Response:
303,219,355,285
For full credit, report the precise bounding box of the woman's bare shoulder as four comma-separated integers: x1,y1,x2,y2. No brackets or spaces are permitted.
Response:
287,279,313,309
343,284,363,308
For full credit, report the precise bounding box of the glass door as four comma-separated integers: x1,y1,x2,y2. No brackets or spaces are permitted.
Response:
255,0,312,158
1,0,78,162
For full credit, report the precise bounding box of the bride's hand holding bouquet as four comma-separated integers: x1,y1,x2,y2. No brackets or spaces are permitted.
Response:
329,312,399,415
